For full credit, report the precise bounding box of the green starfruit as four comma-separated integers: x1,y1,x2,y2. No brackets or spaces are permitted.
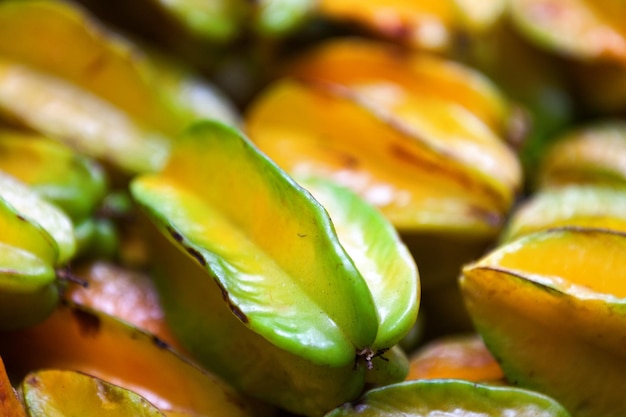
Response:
130,120,420,415
0,172,75,265
0,196,58,330
0,130,107,222
324,379,571,416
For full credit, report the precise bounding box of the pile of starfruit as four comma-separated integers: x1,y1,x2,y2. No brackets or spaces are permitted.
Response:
1,0,625,416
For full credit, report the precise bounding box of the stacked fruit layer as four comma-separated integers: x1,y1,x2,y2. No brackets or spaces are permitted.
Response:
0,0,625,416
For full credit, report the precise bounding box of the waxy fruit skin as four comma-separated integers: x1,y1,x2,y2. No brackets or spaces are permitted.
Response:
131,120,419,415
0,301,268,417
324,379,571,417
22,369,167,417
462,227,626,417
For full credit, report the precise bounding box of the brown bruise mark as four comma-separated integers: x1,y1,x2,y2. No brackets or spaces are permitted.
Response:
229,304,248,324
166,226,184,243
164,224,249,325
166,226,208,267
16,214,27,222
214,280,249,324
185,247,207,267
151,334,170,350
72,308,101,337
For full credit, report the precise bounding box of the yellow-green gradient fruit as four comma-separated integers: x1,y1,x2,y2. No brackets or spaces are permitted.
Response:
324,379,570,416
462,227,626,417
22,369,166,417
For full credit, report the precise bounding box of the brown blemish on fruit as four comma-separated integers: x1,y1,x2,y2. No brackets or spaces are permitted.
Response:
229,304,248,324
16,214,26,222
151,335,170,349
214,281,249,324
167,226,184,243
166,226,208,266
185,247,207,267
72,308,101,337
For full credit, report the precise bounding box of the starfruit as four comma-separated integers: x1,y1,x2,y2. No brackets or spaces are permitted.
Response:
246,51,521,293
246,79,513,231
505,2,626,114
0,356,26,417
0,0,238,174
406,334,504,383
509,0,626,64
0,129,107,222
449,19,574,180
77,0,314,44
324,379,570,417
0,168,79,330
252,0,317,38
502,185,626,242
0,301,269,417
246,43,520,339
283,38,513,137
65,260,181,349
21,369,166,417
130,120,419,416
316,0,506,52
461,226,626,417
537,121,626,188
295,175,419,351
0,196,58,331
0,172,75,265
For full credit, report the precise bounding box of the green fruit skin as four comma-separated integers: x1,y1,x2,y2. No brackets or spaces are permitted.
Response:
0,243,58,331
143,214,367,417
324,379,572,417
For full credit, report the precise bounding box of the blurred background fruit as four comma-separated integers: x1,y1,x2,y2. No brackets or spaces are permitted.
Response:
0,0,625,415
